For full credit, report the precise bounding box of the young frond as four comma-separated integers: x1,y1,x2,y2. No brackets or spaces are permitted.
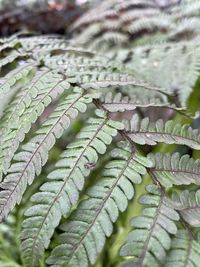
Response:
148,152,200,188
20,109,123,267
124,114,200,149
120,184,179,267
46,141,152,267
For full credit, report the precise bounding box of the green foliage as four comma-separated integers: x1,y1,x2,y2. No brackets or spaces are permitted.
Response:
0,1,200,267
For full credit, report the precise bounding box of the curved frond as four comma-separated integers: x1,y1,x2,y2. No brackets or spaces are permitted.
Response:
120,184,179,267
148,152,200,188
20,110,123,267
0,89,98,222
46,141,152,267
124,114,200,149
0,70,69,177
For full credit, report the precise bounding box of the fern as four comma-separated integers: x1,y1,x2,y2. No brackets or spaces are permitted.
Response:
0,70,70,177
46,142,152,267
100,92,177,112
165,229,200,267
20,110,123,267
0,61,36,96
0,88,98,221
124,114,200,149
148,152,200,188
120,184,179,267
0,1,200,266
173,190,200,227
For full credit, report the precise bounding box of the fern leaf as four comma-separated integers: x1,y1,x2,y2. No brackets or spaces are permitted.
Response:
148,152,200,188
164,229,200,267
46,141,152,267
120,184,179,267
127,15,171,34
126,42,200,105
173,190,200,227
0,61,36,96
100,92,177,112
124,114,200,149
73,72,166,94
0,89,98,221
20,110,123,267
0,70,70,177
89,32,128,50
43,54,118,73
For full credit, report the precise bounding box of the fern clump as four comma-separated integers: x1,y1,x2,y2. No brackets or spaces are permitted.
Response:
1,0,200,267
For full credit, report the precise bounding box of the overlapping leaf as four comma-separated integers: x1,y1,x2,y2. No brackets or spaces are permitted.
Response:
20,110,123,267
0,88,98,222
46,141,152,267
120,184,179,267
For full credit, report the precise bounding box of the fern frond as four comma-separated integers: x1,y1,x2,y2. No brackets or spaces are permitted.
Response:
89,32,128,50
124,114,200,149
164,229,200,267
100,92,177,112
125,42,200,105
0,88,98,221
173,0,200,18
46,141,152,267
20,110,123,267
120,184,179,267
0,70,70,177
75,72,166,94
173,190,200,227
148,152,200,188
169,17,200,41
43,54,118,73
127,15,171,34
0,61,36,96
